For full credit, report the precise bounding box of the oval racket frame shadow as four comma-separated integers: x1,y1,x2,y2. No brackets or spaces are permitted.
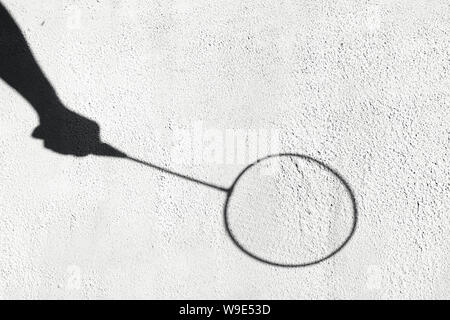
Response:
223,153,358,268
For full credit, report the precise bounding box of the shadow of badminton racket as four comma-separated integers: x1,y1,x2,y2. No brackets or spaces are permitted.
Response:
94,142,358,268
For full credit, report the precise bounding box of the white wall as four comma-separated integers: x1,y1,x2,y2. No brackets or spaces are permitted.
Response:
0,0,449,299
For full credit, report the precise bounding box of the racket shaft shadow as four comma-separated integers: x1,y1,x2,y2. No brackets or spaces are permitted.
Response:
126,156,229,193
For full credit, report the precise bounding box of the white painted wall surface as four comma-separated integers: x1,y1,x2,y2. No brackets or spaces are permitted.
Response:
0,0,449,299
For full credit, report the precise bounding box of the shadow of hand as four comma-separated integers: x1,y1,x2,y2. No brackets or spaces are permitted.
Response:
32,108,126,158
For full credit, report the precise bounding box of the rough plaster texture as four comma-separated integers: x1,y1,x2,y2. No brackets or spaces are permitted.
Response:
0,0,449,299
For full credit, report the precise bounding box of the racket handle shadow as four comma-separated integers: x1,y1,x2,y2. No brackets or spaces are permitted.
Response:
92,142,128,158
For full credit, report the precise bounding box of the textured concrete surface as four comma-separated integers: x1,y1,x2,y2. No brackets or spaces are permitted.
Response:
0,0,449,299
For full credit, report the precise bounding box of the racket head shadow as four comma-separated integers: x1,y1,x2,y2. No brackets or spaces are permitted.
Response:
223,153,358,267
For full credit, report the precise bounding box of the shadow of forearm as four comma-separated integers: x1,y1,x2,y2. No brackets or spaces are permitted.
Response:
0,2,63,117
